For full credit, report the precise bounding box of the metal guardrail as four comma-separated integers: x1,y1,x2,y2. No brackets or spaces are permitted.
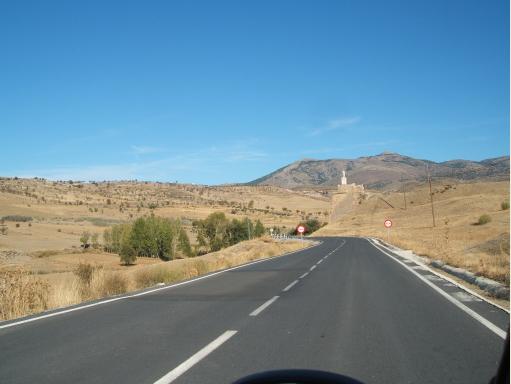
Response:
270,234,306,240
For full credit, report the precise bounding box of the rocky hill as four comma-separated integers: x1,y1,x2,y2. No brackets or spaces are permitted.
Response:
248,152,509,189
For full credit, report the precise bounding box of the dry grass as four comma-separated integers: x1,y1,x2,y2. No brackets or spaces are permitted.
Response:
0,268,49,320
318,181,510,284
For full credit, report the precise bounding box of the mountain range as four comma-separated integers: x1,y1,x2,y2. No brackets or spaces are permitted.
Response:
248,152,509,189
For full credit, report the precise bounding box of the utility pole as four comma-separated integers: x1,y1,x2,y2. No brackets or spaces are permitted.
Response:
402,175,407,210
426,164,436,227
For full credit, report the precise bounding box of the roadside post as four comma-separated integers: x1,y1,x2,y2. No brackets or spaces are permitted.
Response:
297,225,305,240
384,219,392,243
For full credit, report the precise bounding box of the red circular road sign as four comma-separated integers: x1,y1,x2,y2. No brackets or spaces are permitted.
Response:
384,219,392,228
297,225,306,234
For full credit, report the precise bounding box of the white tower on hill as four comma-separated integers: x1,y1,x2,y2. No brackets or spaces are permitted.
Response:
341,170,347,185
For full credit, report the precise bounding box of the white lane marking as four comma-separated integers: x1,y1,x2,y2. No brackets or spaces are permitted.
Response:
299,272,309,279
411,266,428,271
367,239,507,340
424,274,444,282
250,296,280,316
368,238,509,314
153,330,237,384
452,291,483,302
310,265,317,271
283,280,299,292
0,242,322,330
317,259,323,265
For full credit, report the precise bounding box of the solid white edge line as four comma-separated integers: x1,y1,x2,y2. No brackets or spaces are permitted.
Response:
0,241,323,330
299,272,309,279
283,280,299,292
370,238,510,314
153,330,237,384
310,265,317,271
249,296,279,316
367,238,507,340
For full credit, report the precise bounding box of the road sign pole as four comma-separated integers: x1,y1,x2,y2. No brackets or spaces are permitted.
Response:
384,219,392,243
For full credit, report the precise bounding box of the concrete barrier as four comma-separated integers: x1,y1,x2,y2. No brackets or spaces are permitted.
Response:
431,259,509,300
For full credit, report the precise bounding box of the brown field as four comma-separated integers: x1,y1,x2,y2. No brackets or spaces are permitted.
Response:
317,180,510,285
0,178,329,255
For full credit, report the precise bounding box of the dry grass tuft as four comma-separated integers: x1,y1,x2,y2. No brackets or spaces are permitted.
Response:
0,268,49,320
93,271,128,297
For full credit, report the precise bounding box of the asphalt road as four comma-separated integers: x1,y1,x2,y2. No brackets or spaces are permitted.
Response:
0,237,508,384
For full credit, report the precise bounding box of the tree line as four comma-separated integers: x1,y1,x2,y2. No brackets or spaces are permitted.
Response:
193,212,265,253
103,215,192,265
102,212,267,264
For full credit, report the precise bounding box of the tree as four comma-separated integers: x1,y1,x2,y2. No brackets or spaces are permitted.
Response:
130,217,155,257
80,231,91,248
193,212,230,252
254,220,265,237
119,241,137,265
226,219,248,245
178,228,193,257
103,229,113,252
305,218,322,233
91,233,99,249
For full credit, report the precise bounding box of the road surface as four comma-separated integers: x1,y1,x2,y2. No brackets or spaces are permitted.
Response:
0,237,508,384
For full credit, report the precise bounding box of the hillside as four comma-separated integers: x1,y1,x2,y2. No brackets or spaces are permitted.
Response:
317,180,510,286
248,152,509,189
0,178,329,257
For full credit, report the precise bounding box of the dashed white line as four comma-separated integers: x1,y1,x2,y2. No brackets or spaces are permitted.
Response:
299,272,309,279
0,241,323,331
283,280,299,292
317,259,323,265
310,265,317,271
153,330,237,384
250,296,280,316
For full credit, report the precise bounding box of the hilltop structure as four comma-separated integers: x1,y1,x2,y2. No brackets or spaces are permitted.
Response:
331,170,365,222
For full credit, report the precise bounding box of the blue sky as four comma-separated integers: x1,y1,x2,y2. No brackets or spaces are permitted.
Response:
0,0,508,184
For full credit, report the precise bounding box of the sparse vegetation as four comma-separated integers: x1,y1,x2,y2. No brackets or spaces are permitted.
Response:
501,201,509,210
1,215,33,222
477,214,492,226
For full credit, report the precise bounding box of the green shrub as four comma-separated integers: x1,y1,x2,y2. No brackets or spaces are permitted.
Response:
501,201,509,210
477,214,492,225
1,215,32,222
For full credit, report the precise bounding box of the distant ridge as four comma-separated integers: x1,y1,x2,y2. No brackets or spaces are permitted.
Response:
248,153,509,189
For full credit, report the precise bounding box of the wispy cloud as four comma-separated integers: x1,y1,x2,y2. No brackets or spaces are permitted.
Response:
308,116,361,137
13,142,270,183
131,145,164,155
